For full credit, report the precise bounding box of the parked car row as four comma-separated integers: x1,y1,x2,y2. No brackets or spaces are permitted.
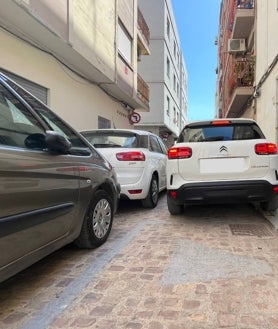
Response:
1,72,278,283
0,72,168,283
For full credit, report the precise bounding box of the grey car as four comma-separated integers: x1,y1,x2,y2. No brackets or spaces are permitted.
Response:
0,72,120,283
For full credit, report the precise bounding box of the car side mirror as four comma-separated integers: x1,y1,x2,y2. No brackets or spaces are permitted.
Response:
45,130,72,154
25,133,47,150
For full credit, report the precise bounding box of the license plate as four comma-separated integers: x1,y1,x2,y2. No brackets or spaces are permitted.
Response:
199,157,246,173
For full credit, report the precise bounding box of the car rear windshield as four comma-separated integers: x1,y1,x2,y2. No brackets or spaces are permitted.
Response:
178,123,265,143
82,132,147,148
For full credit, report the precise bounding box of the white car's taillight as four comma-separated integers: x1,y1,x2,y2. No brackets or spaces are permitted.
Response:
168,147,192,159
255,143,277,155
116,151,145,161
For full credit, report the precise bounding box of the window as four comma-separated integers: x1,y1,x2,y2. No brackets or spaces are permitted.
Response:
118,22,132,65
83,131,137,148
173,74,176,91
166,96,170,116
166,16,170,39
2,75,91,155
167,57,170,77
177,82,179,97
178,123,264,143
174,41,176,58
149,136,163,153
157,138,167,154
98,116,111,129
0,84,45,148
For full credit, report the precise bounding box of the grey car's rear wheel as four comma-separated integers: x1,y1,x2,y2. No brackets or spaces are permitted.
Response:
142,175,159,208
75,190,113,248
167,194,183,215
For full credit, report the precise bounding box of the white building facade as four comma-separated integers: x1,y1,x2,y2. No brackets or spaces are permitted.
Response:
0,0,150,131
137,0,188,146
254,0,278,143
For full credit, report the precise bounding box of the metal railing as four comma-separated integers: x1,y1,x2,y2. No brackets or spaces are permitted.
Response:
137,74,149,105
137,8,150,46
228,58,255,97
236,0,254,9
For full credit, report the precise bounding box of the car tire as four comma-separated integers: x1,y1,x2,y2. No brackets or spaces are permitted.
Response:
167,194,183,215
142,175,159,209
261,195,278,212
75,190,114,248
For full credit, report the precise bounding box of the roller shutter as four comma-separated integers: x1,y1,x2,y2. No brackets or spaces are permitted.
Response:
0,69,48,104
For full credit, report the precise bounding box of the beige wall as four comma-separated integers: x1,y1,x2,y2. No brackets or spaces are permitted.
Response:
0,29,132,130
70,0,116,82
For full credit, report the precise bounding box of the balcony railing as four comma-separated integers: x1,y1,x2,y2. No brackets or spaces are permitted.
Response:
137,8,150,47
137,74,149,106
235,58,255,85
225,57,255,117
236,0,254,9
228,58,255,96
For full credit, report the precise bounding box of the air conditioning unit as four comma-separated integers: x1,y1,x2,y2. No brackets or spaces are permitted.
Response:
228,39,246,53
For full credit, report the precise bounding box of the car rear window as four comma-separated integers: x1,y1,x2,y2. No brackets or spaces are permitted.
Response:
178,123,265,143
82,132,139,148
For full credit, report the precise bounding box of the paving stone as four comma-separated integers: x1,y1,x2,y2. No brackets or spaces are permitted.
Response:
1,195,278,329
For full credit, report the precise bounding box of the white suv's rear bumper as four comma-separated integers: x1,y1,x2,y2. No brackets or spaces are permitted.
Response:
167,180,278,205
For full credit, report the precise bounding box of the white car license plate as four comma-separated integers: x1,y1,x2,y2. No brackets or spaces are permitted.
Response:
200,158,246,173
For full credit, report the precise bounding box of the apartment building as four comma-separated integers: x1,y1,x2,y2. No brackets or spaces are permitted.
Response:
216,0,255,119
216,0,278,143
136,0,188,146
0,0,150,131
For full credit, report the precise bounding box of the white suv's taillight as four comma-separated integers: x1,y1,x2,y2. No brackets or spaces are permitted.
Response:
116,151,145,161
168,147,192,159
255,143,277,155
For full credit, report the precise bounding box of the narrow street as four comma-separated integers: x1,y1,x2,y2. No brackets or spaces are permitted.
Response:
1,193,278,329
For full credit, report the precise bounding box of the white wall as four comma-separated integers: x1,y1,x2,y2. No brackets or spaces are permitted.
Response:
255,0,278,142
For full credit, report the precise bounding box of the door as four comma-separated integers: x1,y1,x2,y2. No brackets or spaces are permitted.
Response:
0,81,79,271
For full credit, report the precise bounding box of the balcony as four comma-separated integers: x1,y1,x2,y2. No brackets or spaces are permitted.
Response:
137,7,150,57
231,0,255,40
137,74,149,107
227,58,254,117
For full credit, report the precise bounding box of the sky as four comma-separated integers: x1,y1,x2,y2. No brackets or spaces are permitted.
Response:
171,0,222,121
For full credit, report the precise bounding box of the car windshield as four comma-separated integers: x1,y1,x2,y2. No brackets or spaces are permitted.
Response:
82,132,140,148
178,123,265,142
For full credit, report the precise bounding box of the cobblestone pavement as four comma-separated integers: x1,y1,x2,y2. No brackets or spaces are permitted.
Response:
1,193,278,329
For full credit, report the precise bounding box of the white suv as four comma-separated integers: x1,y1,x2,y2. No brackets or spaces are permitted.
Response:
167,119,278,215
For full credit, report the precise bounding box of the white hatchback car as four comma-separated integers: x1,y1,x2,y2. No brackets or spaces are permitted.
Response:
167,119,278,215
81,129,167,208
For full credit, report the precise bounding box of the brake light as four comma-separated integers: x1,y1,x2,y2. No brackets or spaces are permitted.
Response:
168,147,192,159
128,189,142,194
211,120,231,125
116,151,145,161
170,191,177,199
255,143,277,155
273,186,278,194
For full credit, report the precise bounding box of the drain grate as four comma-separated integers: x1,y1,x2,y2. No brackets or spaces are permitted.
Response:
229,224,274,237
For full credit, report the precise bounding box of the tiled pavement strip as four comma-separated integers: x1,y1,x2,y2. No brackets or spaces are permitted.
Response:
1,194,278,328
